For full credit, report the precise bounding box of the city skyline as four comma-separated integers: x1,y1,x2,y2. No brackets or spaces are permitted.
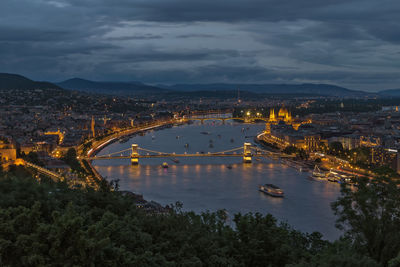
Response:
0,0,400,91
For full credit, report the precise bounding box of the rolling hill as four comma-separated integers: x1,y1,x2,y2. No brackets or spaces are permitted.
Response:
57,78,168,95
0,73,391,98
162,83,370,97
378,89,400,97
0,73,61,90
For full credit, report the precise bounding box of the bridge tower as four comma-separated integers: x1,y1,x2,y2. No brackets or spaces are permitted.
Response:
131,144,139,165
265,122,271,134
91,116,96,138
243,142,252,163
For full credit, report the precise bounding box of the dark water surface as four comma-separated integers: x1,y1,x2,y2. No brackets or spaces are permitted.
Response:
94,121,341,240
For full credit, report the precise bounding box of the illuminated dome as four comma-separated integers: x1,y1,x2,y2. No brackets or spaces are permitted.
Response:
278,107,288,118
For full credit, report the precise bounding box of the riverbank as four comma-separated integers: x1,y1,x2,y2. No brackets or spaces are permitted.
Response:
256,132,313,171
78,119,183,186
77,118,186,211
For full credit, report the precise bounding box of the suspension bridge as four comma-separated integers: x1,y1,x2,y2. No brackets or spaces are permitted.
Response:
83,143,294,165
183,114,269,124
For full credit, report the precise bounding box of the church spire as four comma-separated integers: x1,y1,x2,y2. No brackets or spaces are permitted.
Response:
269,108,276,122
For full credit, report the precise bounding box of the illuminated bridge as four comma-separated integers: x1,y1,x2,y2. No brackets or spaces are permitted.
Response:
84,143,294,165
24,161,63,181
183,112,269,123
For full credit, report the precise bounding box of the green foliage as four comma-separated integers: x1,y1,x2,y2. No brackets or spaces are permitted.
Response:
21,151,44,166
0,171,329,266
297,148,309,160
290,239,380,267
282,146,309,160
232,213,328,266
62,148,85,173
259,139,279,149
373,166,398,177
332,177,400,266
283,145,298,154
328,142,344,156
2,168,400,266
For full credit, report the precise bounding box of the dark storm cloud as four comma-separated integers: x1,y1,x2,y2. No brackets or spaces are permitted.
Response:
113,49,240,63
66,0,360,22
0,0,399,90
176,34,216,39
105,34,163,41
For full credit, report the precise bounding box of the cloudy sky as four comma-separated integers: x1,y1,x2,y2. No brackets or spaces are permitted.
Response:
0,0,399,91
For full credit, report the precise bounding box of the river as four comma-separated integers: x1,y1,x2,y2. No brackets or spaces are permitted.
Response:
94,121,342,240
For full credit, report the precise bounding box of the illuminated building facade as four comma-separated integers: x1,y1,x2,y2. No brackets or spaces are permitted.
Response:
0,139,17,162
263,106,321,151
44,129,65,144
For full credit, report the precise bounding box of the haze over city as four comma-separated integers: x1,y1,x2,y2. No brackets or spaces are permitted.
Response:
1,0,400,90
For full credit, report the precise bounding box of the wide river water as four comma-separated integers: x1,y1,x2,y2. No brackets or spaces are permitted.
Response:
94,121,341,240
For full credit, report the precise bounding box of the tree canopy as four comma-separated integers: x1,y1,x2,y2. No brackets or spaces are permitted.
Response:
332,177,400,266
1,167,400,266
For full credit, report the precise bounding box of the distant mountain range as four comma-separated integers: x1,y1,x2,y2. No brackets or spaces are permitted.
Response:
57,78,168,95
378,89,400,97
160,83,370,97
1,73,399,97
0,73,61,91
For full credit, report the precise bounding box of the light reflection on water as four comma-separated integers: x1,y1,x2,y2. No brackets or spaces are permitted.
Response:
94,121,342,240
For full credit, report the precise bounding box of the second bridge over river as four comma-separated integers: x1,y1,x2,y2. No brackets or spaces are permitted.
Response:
84,143,294,165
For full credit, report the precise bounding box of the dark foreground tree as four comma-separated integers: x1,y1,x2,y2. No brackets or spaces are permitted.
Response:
2,167,399,266
332,177,400,266
0,168,330,266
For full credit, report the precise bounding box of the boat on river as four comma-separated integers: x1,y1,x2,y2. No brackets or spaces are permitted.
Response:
326,170,340,183
310,165,326,180
259,184,284,197
171,158,180,163
119,136,130,143
162,162,169,168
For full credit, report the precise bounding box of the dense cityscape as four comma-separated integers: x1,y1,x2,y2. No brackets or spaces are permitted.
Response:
3,86,400,183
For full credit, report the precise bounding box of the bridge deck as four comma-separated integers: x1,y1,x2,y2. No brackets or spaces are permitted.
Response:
25,161,63,180
86,153,289,160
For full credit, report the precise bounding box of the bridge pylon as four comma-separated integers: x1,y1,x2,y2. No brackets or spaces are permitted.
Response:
243,142,252,163
131,144,139,165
